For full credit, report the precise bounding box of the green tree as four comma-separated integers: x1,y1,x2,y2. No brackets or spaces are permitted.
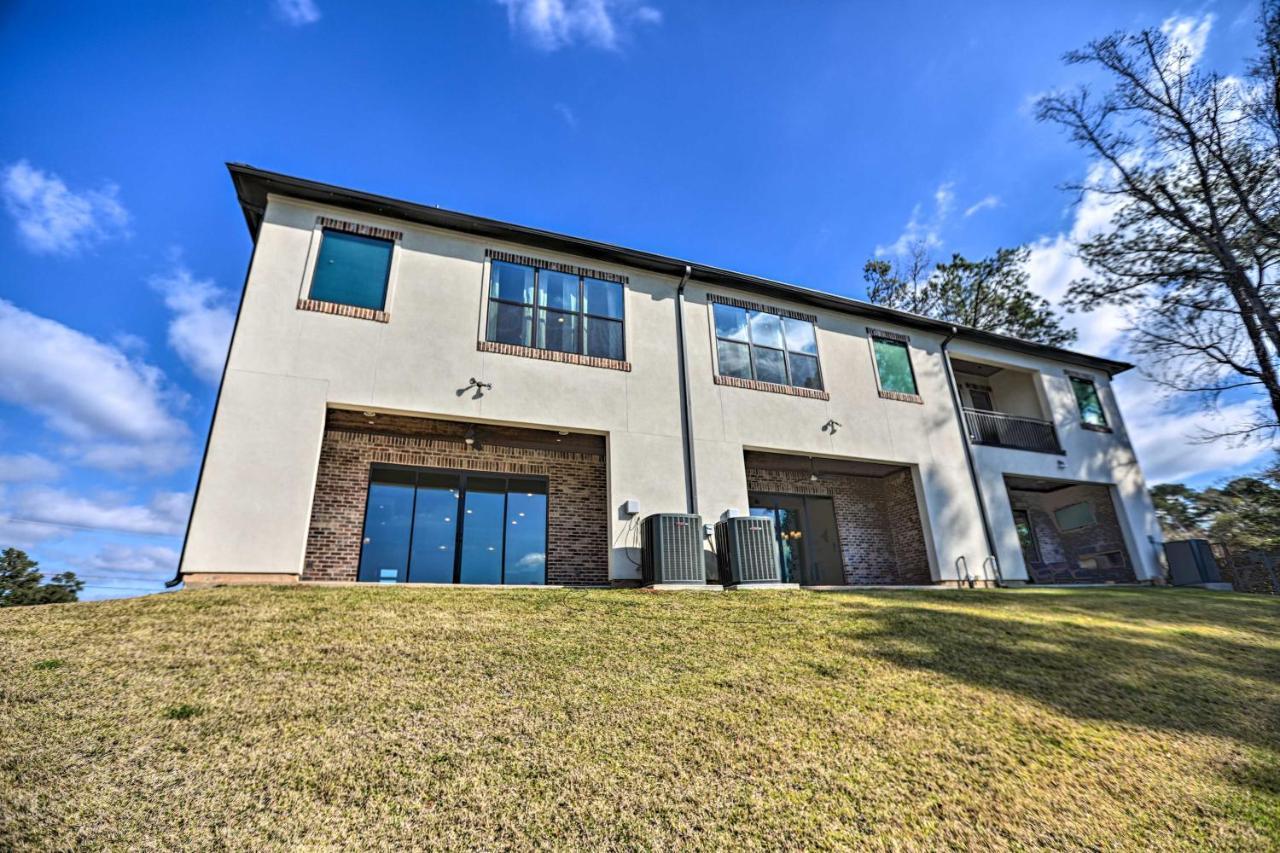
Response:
1150,458,1280,551
864,243,1079,347
0,548,83,607
1151,483,1212,540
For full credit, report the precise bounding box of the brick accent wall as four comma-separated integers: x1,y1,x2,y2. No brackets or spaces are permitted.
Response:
477,339,631,372
712,374,830,400
1008,483,1137,584
296,298,390,323
303,411,609,586
745,466,932,585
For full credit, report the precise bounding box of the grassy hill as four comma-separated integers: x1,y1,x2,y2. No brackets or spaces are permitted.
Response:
3,585,1278,850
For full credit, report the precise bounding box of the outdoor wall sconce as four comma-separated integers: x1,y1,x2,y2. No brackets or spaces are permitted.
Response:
822,419,842,435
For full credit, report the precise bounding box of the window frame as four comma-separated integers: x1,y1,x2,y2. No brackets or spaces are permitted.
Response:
867,328,922,402
300,217,404,320
1066,371,1111,432
358,463,551,586
483,259,627,361
710,301,825,392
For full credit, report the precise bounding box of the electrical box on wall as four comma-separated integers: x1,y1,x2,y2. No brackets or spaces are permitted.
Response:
623,499,641,516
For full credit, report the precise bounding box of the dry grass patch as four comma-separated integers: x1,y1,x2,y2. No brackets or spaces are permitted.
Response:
2,586,1278,849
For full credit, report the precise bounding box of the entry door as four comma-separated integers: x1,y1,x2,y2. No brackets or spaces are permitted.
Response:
802,496,844,586
749,493,845,586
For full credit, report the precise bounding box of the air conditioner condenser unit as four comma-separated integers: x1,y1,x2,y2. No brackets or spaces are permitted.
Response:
715,516,782,586
640,513,705,585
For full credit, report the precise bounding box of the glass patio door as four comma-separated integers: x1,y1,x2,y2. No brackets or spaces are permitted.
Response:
357,466,547,585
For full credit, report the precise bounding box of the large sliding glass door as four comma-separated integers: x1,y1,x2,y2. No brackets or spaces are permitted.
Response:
358,465,548,585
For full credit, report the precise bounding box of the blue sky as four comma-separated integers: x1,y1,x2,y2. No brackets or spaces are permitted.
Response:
0,0,1272,600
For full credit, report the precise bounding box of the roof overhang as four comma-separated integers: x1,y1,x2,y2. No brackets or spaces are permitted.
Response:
227,163,1133,376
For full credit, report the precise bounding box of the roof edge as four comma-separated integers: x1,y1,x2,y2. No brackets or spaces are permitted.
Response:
225,163,1133,376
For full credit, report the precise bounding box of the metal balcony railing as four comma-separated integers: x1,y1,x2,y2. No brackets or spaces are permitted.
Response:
963,408,1064,454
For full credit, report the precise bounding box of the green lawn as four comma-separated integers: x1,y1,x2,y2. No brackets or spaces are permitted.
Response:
3,586,1278,850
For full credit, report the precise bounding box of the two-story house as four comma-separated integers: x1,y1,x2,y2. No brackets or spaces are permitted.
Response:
176,165,1163,589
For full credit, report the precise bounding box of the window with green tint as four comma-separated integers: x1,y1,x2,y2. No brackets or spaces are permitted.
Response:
1054,501,1096,531
309,230,394,311
484,261,626,360
871,336,918,396
711,302,823,390
1070,376,1108,427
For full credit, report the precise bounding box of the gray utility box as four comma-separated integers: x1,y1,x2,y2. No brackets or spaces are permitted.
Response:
640,513,705,585
1164,538,1223,586
715,516,782,586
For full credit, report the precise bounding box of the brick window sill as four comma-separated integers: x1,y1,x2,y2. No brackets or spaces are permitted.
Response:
714,374,830,400
878,389,923,404
478,339,632,372
297,298,389,323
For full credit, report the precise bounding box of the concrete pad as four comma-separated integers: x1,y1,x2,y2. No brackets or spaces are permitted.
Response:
643,583,725,592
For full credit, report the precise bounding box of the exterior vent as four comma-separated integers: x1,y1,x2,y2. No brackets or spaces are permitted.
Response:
640,513,705,585
715,517,782,585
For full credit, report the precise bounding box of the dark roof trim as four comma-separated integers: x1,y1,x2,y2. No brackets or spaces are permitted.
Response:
227,163,1132,375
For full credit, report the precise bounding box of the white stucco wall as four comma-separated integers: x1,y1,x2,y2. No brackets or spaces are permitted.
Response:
182,192,1162,587
947,340,1164,582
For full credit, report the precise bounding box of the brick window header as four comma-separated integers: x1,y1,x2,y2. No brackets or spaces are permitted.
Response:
867,327,910,343
316,215,403,243
710,294,818,325
484,248,628,284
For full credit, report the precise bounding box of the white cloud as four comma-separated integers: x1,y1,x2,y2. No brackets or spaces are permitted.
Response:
498,0,661,51
1024,163,1129,354
4,487,190,536
0,453,60,483
1114,374,1271,484
77,543,179,575
963,195,1001,217
1161,13,1214,70
876,181,954,256
150,265,234,385
274,0,320,25
0,300,191,474
1,160,129,255
553,102,578,128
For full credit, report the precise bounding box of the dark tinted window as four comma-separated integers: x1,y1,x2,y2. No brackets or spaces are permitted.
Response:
357,480,414,583
712,302,822,390
485,262,625,360
310,230,394,311
504,480,548,585
360,468,548,586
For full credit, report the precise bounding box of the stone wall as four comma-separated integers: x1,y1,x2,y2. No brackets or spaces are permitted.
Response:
303,410,609,586
744,466,932,585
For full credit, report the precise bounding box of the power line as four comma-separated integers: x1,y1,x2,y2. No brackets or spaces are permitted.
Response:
0,516,182,536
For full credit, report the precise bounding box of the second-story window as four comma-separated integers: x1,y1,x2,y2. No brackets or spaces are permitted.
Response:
869,331,919,397
309,229,394,311
1069,375,1109,429
713,303,822,390
485,260,625,360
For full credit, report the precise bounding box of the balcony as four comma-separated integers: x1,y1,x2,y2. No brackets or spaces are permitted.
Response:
963,408,1064,455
